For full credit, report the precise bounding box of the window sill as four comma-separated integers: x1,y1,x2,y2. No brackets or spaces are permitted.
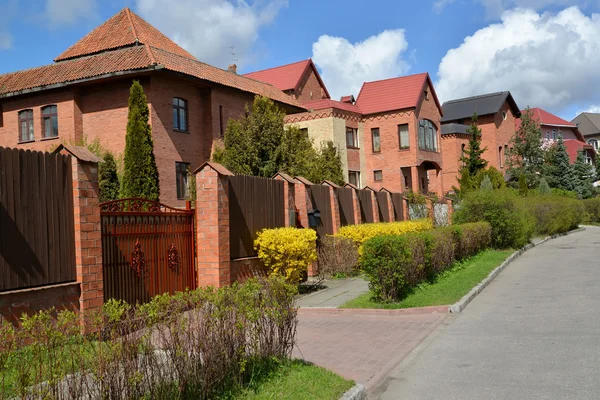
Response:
347,146,360,150
418,149,439,153
173,129,190,134
372,151,381,154
18,140,35,144
399,147,410,151
41,136,59,141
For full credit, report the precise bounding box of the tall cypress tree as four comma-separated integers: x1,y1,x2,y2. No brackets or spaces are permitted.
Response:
99,152,120,202
120,80,160,201
550,138,575,192
507,107,544,187
573,151,595,199
459,113,488,176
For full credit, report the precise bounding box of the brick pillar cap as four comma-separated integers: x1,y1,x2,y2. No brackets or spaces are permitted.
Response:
294,176,313,185
344,183,359,190
194,161,234,176
53,144,103,163
272,172,295,183
321,180,340,188
363,186,377,192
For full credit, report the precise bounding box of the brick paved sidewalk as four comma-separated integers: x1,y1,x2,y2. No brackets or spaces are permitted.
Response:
293,309,447,389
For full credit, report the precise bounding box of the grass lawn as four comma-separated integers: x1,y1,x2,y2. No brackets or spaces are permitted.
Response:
236,360,354,400
341,249,514,309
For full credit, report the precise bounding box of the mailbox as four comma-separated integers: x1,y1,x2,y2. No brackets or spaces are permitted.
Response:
308,209,321,227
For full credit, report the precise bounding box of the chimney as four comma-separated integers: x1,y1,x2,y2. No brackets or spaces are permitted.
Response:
228,64,237,74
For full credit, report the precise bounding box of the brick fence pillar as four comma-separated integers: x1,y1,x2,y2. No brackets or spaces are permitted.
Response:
294,176,312,228
273,172,296,227
381,190,395,223
345,183,361,225
402,196,409,221
70,156,103,330
323,181,340,234
447,198,454,225
365,187,379,223
194,162,233,288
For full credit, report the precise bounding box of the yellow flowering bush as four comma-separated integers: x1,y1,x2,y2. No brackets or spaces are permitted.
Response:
335,219,433,250
254,227,318,284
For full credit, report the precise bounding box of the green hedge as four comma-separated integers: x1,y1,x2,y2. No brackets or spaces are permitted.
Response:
583,198,600,223
517,195,583,236
360,222,492,302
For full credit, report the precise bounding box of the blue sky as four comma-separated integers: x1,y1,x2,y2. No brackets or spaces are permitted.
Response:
2,0,600,119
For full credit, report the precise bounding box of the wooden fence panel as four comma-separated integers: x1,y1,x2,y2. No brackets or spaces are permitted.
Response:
357,190,374,223
335,187,355,226
375,191,390,222
229,175,285,259
391,193,404,221
307,185,333,238
0,147,76,292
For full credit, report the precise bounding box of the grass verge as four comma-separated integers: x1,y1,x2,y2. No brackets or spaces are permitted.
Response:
236,360,354,400
340,249,513,309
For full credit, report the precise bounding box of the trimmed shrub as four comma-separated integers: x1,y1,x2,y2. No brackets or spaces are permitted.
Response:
255,227,317,284
360,234,426,302
317,236,359,278
454,188,535,249
583,198,600,223
420,229,457,281
517,195,583,236
454,222,492,259
335,219,433,249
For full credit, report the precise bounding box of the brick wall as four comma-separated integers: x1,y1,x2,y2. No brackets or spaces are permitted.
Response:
296,67,328,103
441,134,469,193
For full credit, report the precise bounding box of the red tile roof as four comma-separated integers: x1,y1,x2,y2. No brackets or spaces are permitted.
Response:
55,8,196,61
0,46,153,95
355,73,442,115
302,99,362,114
528,107,576,128
564,139,595,163
243,59,331,99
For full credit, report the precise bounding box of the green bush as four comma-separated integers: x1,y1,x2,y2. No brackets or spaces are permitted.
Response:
517,194,583,236
360,222,492,302
454,189,535,249
583,198,600,223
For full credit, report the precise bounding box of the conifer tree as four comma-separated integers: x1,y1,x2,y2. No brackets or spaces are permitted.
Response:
120,80,160,200
550,138,575,192
507,107,544,187
480,175,493,191
459,113,488,176
573,151,595,199
99,152,120,202
538,177,551,195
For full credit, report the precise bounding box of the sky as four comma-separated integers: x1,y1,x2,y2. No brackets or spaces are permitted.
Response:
2,0,600,120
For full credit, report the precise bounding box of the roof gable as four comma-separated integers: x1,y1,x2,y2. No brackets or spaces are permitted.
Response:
441,91,521,123
529,107,575,128
243,59,330,99
572,113,600,136
55,8,196,62
355,73,442,115
302,99,362,114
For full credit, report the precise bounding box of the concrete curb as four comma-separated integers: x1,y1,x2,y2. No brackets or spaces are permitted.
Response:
299,305,448,315
449,227,586,314
339,384,367,400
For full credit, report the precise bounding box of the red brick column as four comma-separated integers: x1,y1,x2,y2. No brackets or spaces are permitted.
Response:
410,166,420,193
273,172,296,227
346,184,361,225
71,159,103,329
402,196,409,221
383,191,394,223
294,176,312,229
323,182,340,234
195,162,233,288
447,198,454,225
370,190,380,223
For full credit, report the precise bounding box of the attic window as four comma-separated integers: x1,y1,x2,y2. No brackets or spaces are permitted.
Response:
502,111,507,121
424,89,429,100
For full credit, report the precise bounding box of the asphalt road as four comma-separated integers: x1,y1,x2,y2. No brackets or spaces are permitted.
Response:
372,227,600,400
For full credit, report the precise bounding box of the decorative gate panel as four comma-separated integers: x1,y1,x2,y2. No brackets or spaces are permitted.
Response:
100,199,196,305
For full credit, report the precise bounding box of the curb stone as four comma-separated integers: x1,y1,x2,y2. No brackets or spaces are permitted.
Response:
339,384,367,400
449,227,586,314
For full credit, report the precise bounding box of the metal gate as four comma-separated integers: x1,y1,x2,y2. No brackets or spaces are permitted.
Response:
100,198,196,305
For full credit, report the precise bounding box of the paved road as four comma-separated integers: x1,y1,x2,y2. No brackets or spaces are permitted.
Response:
373,227,600,400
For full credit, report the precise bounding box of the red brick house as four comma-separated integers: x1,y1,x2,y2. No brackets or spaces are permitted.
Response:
0,8,303,206
249,63,445,194
440,91,521,193
521,107,595,164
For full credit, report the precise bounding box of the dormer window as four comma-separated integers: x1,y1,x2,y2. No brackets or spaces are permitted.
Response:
19,109,34,143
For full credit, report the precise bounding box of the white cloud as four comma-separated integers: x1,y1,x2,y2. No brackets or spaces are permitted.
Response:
44,0,98,26
434,0,456,13
312,30,410,101
436,6,600,113
135,0,287,68
575,105,600,117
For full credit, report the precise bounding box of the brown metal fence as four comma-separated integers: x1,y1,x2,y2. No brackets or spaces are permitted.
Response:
335,187,355,226
100,199,196,305
391,193,405,221
0,147,76,292
307,185,333,238
357,189,374,223
375,191,391,222
229,175,285,259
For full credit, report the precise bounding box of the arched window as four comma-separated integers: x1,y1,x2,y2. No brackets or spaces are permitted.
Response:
173,97,188,131
418,119,437,151
19,109,34,142
42,105,58,138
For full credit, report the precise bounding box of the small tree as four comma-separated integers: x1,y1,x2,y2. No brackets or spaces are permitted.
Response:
573,151,595,199
518,173,528,196
550,138,575,192
459,113,488,176
120,80,160,200
507,107,544,187
99,152,120,202
480,175,493,191
310,141,345,186
538,177,551,195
